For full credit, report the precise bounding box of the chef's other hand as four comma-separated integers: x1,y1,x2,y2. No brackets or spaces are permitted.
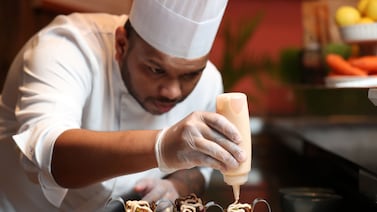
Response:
134,178,179,203
155,111,246,173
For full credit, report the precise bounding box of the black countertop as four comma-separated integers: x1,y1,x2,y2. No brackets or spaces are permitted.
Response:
265,116,377,175
264,115,377,206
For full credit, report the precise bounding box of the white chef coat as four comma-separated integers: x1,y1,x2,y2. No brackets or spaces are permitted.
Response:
0,13,223,211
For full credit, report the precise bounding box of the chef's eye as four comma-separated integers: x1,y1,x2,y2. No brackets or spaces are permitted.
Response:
181,70,202,81
149,67,165,75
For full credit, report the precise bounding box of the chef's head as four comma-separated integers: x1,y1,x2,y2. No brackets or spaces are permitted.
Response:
115,0,228,114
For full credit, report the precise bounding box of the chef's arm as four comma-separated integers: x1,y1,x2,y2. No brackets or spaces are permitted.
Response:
165,168,205,197
51,129,159,188
52,111,243,189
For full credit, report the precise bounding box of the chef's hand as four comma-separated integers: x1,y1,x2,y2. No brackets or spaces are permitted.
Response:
133,178,179,203
155,111,246,173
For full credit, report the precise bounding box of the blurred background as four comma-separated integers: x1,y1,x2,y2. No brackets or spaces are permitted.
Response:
2,0,377,212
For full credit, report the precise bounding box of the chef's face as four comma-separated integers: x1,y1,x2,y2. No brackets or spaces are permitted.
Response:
115,22,207,115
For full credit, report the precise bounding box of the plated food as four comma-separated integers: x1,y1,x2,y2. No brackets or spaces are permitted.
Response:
175,193,205,212
124,193,207,212
226,202,252,212
125,200,154,212
123,194,270,212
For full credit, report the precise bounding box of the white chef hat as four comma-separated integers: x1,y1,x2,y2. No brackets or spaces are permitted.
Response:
128,0,228,59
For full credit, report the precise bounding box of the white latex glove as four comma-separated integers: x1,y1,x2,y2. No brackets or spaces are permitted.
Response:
155,111,246,173
134,178,179,203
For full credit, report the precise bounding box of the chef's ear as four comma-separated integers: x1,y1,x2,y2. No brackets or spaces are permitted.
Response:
115,26,128,61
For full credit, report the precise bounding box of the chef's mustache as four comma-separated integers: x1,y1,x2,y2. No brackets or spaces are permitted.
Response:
156,97,182,104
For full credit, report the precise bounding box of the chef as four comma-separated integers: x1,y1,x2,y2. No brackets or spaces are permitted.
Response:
0,0,246,211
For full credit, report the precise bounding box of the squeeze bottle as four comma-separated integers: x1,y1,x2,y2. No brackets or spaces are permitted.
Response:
216,92,252,202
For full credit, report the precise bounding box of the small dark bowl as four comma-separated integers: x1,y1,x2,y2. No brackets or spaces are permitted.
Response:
281,190,343,212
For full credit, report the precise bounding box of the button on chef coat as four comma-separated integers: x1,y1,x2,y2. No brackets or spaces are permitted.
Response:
0,13,223,211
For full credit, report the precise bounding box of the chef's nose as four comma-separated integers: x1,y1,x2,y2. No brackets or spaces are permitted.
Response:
160,79,182,99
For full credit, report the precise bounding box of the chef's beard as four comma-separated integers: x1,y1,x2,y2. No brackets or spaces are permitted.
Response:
120,61,185,115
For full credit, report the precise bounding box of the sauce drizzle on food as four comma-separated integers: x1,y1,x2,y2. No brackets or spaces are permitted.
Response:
227,201,252,212
125,200,153,212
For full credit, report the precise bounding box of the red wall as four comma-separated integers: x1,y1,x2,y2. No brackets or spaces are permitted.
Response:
210,0,303,66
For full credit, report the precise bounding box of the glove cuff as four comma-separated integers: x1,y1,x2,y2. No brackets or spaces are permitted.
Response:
155,128,177,174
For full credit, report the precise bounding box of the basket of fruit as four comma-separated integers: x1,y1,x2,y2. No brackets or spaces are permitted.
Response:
324,0,377,87
335,0,377,43
336,0,377,43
